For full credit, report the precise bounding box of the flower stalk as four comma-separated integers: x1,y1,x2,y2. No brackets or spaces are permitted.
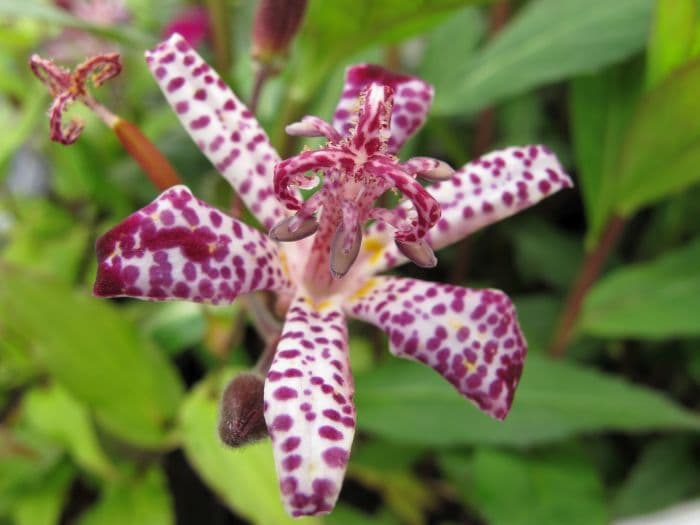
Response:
548,215,626,357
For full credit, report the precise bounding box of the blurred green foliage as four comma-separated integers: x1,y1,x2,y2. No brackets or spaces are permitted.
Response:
1,0,700,524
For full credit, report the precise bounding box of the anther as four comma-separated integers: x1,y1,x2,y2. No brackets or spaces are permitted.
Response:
329,223,362,278
395,238,437,268
269,214,319,241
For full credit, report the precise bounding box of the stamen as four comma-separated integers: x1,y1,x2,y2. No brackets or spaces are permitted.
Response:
273,79,447,281
365,157,441,242
402,157,455,182
269,214,319,242
395,239,437,268
330,223,362,278
285,116,342,142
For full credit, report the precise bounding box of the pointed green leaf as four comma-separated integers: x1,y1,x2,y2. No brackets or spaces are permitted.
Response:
77,468,173,525
613,437,700,518
23,383,117,480
11,460,74,525
0,266,184,448
580,237,700,338
355,354,700,446
440,447,607,525
569,61,643,246
433,0,654,116
646,0,698,87
615,59,700,215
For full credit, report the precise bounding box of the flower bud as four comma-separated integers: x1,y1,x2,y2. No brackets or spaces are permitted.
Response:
251,0,308,69
218,373,268,447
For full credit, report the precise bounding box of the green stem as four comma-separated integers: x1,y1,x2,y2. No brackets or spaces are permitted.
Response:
206,0,233,78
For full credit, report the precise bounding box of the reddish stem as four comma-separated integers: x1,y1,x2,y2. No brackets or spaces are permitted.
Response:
112,118,182,191
548,215,626,357
249,65,271,115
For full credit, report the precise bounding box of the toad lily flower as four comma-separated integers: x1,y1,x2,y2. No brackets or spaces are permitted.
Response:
93,34,572,516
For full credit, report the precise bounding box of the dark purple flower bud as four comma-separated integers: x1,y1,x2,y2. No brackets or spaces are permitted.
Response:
218,373,269,447
251,0,308,68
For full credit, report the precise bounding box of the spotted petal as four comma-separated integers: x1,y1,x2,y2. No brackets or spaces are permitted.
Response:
361,145,572,274
145,33,286,231
345,277,526,420
332,64,433,154
264,295,355,516
93,185,292,304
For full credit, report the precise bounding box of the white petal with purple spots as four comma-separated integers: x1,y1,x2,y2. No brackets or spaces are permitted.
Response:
361,145,572,273
344,277,526,420
264,295,355,517
145,33,286,231
332,64,434,154
94,185,292,304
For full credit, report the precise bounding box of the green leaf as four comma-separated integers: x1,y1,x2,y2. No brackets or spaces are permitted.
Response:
139,302,205,355
349,463,437,525
614,59,700,215
508,217,582,290
512,294,560,352
295,0,488,97
432,0,654,116
11,460,74,525
580,236,700,339
0,90,47,176
417,7,486,84
0,430,64,514
2,198,90,284
179,371,319,525
22,383,117,480
0,266,184,448
77,468,173,525
354,354,700,446
569,61,643,246
441,447,607,525
646,0,698,87
612,437,700,518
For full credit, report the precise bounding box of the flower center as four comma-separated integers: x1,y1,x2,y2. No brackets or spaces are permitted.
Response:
270,83,453,289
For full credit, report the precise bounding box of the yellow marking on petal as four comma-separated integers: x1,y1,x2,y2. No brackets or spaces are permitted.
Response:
314,299,333,312
278,249,291,280
150,212,160,222
362,237,385,266
349,278,378,302
448,318,463,330
463,357,476,373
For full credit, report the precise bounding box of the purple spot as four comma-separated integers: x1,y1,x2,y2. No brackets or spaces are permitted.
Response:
322,447,349,468
318,426,343,441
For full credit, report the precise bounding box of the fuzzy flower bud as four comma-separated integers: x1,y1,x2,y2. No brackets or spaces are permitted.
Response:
251,0,308,69
218,373,268,447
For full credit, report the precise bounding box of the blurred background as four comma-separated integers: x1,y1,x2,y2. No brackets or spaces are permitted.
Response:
2,0,700,524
